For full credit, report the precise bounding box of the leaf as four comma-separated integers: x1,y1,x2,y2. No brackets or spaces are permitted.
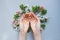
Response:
22,11,26,14
40,18,48,23
13,14,19,20
16,24,19,27
20,4,27,11
44,18,48,23
41,24,46,29
40,20,44,23
32,6,40,13
41,9,47,15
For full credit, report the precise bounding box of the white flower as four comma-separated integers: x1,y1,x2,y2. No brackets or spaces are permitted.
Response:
12,20,19,27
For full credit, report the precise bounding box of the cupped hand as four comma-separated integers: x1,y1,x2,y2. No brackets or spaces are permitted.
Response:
20,13,29,33
29,13,41,33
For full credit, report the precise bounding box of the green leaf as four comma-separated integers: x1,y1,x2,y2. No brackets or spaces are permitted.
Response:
41,9,47,15
32,6,40,13
41,24,46,29
20,4,27,11
45,18,48,23
16,24,19,27
13,14,19,20
22,11,26,14
40,18,48,23
40,20,44,23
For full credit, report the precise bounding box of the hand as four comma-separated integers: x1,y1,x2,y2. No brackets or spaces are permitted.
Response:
19,13,29,40
30,13,41,33
30,13,42,40
20,13,29,33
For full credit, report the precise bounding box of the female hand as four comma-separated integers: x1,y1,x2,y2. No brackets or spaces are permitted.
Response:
20,13,29,33
30,13,42,40
19,13,29,40
30,13,41,33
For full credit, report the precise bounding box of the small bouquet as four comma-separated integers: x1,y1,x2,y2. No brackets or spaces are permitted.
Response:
12,4,48,32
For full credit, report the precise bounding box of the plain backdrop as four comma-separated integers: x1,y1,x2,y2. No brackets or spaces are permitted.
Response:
0,0,60,40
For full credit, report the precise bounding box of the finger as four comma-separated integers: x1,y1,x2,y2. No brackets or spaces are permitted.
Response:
20,14,25,22
30,20,36,31
20,20,24,30
20,13,28,22
30,12,36,18
20,14,25,30
30,13,38,21
31,13,41,29
35,17,41,30
23,21,29,31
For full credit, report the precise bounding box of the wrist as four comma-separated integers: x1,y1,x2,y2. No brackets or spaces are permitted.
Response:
33,29,40,35
33,31,42,40
20,30,27,34
20,30,27,35
19,31,27,40
33,32,40,37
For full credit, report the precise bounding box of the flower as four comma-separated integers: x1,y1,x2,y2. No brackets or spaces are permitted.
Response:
12,20,19,27
40,16,48,23
16,10,20,14
40,6,44,12
40,16,45,20
16,10,22,16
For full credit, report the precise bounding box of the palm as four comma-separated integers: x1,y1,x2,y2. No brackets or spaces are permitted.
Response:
20,14,29,32
30,13,41,32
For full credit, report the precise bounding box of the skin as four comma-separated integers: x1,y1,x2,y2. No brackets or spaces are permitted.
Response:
30,13,42,40
19,12,42,40
19,13,29,40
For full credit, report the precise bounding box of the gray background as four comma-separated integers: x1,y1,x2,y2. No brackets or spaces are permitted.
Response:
0,0,60,40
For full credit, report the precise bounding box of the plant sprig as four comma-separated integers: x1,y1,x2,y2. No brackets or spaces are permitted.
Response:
41,9,47,15
20,4,27,11
32,6,40,13
41,24,46,29
13,14,19,20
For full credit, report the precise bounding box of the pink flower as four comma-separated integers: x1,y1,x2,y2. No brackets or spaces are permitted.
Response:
16,10,22,16
40,6,44,11
16,10,20,14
